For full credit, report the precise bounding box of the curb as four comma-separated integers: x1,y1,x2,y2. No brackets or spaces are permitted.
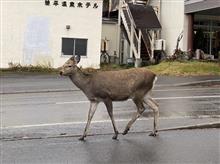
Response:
157,79,220,87
158,122,220,131
1,80,220,95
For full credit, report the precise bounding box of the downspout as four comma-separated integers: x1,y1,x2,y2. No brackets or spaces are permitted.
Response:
117,0,122,64
159,0,162,39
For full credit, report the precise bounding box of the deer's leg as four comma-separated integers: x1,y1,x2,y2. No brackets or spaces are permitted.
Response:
122,99,145,135
144,97,159,137
79,101,98,141
104,99,119,140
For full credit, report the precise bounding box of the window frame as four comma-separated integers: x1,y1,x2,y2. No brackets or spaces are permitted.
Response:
61,37,88,57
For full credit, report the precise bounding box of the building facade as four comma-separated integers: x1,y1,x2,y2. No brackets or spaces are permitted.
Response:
184,0,220,58
150,0,220,57
102,0,220,64
1,0,103,68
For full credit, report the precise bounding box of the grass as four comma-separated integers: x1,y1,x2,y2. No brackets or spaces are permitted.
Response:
147,61,220,76
82,61,220,76
0,65,58,75
0,61,219,76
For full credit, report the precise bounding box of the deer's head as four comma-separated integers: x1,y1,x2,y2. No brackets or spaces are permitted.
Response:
59,56,81,76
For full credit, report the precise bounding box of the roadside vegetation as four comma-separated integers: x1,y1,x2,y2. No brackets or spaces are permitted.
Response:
0,61,219,76
0,63,58,75
147,61,220,76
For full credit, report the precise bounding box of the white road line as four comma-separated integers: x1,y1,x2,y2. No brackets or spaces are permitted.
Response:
56,95,220,105
2,118,140,129
154,87,220,92
154,95,220,100
56,100,89,105
3,115,219,129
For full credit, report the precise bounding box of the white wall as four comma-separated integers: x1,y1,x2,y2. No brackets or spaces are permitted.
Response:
101,22,120,57
160,0,185,55
1,0,102,68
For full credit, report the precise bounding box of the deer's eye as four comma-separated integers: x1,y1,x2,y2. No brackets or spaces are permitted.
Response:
68,65,72,68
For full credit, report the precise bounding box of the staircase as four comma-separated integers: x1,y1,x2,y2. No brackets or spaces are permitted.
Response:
141,29,155,62
120,0,155,64
120,1,140,59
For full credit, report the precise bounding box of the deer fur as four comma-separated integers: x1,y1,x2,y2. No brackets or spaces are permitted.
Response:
60,57,159,141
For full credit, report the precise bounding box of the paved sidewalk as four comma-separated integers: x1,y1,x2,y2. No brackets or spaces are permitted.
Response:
1,73,220,94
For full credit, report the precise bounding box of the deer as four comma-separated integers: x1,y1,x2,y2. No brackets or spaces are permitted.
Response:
59,56,159,141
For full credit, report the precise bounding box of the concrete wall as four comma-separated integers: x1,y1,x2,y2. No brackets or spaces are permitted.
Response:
1,0,102,68
101,21,120,57
160,0,185,55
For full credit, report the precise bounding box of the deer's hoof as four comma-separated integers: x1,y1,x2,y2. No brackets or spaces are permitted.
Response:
149,132,158,137
122,128,130,135
112,135,118,140
78,136,86,141
112,132,119,140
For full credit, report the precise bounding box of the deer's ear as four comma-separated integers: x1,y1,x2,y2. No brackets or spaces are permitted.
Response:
74,55,81,64
70,56,75,61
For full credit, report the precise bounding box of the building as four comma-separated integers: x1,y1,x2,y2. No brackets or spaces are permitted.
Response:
101,0,161,67
184,0,220,58
2,0,219,69
102,0,220,66
1,0,103,68
161,0,220,58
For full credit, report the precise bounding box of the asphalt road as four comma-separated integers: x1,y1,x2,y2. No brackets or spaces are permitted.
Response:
2,129,220,164
2,85,220,128
1,74,220,163
1,74,220,94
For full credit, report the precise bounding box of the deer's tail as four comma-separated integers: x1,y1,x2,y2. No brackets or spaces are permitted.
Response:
152,75,157,90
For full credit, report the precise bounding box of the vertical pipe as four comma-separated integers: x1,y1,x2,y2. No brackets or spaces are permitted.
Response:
130,25,134,58
187,14,194,51
118,0,122,64
209,20,212,55
151,31,155,60
138,29,141,58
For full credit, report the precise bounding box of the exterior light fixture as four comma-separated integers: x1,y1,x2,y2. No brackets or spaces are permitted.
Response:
66,25,71,30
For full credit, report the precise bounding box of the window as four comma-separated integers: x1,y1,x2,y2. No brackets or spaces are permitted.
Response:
62,38,87,56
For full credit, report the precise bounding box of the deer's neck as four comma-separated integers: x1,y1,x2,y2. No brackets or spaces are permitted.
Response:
69,67,91,92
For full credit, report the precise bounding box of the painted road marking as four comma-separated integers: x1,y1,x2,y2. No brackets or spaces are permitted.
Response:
2,115,220,129
56,95,220,105
154,87,220,92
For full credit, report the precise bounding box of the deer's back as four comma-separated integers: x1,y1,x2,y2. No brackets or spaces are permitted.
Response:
89,68,156,101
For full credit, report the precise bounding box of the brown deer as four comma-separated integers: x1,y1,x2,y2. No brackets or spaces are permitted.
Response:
59,56,159,141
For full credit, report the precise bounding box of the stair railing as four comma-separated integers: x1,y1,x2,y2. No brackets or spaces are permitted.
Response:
120,0,140,59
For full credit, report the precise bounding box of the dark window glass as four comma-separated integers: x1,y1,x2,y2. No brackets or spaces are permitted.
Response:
75,39,87,56
62,38,74,55
62,38,87,56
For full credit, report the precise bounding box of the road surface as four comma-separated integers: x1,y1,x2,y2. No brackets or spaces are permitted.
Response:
1,74,220,163
2,129,220,164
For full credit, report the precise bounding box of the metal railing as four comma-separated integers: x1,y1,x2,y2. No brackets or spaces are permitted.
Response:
120,0,155,59
120,0,140,58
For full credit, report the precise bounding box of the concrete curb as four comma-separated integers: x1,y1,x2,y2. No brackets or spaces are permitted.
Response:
1,80,220,95
158,122,220,131
157,79,220,87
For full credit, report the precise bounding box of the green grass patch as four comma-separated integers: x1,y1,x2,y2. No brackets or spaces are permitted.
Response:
147,61,220,76
81,64,130,74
